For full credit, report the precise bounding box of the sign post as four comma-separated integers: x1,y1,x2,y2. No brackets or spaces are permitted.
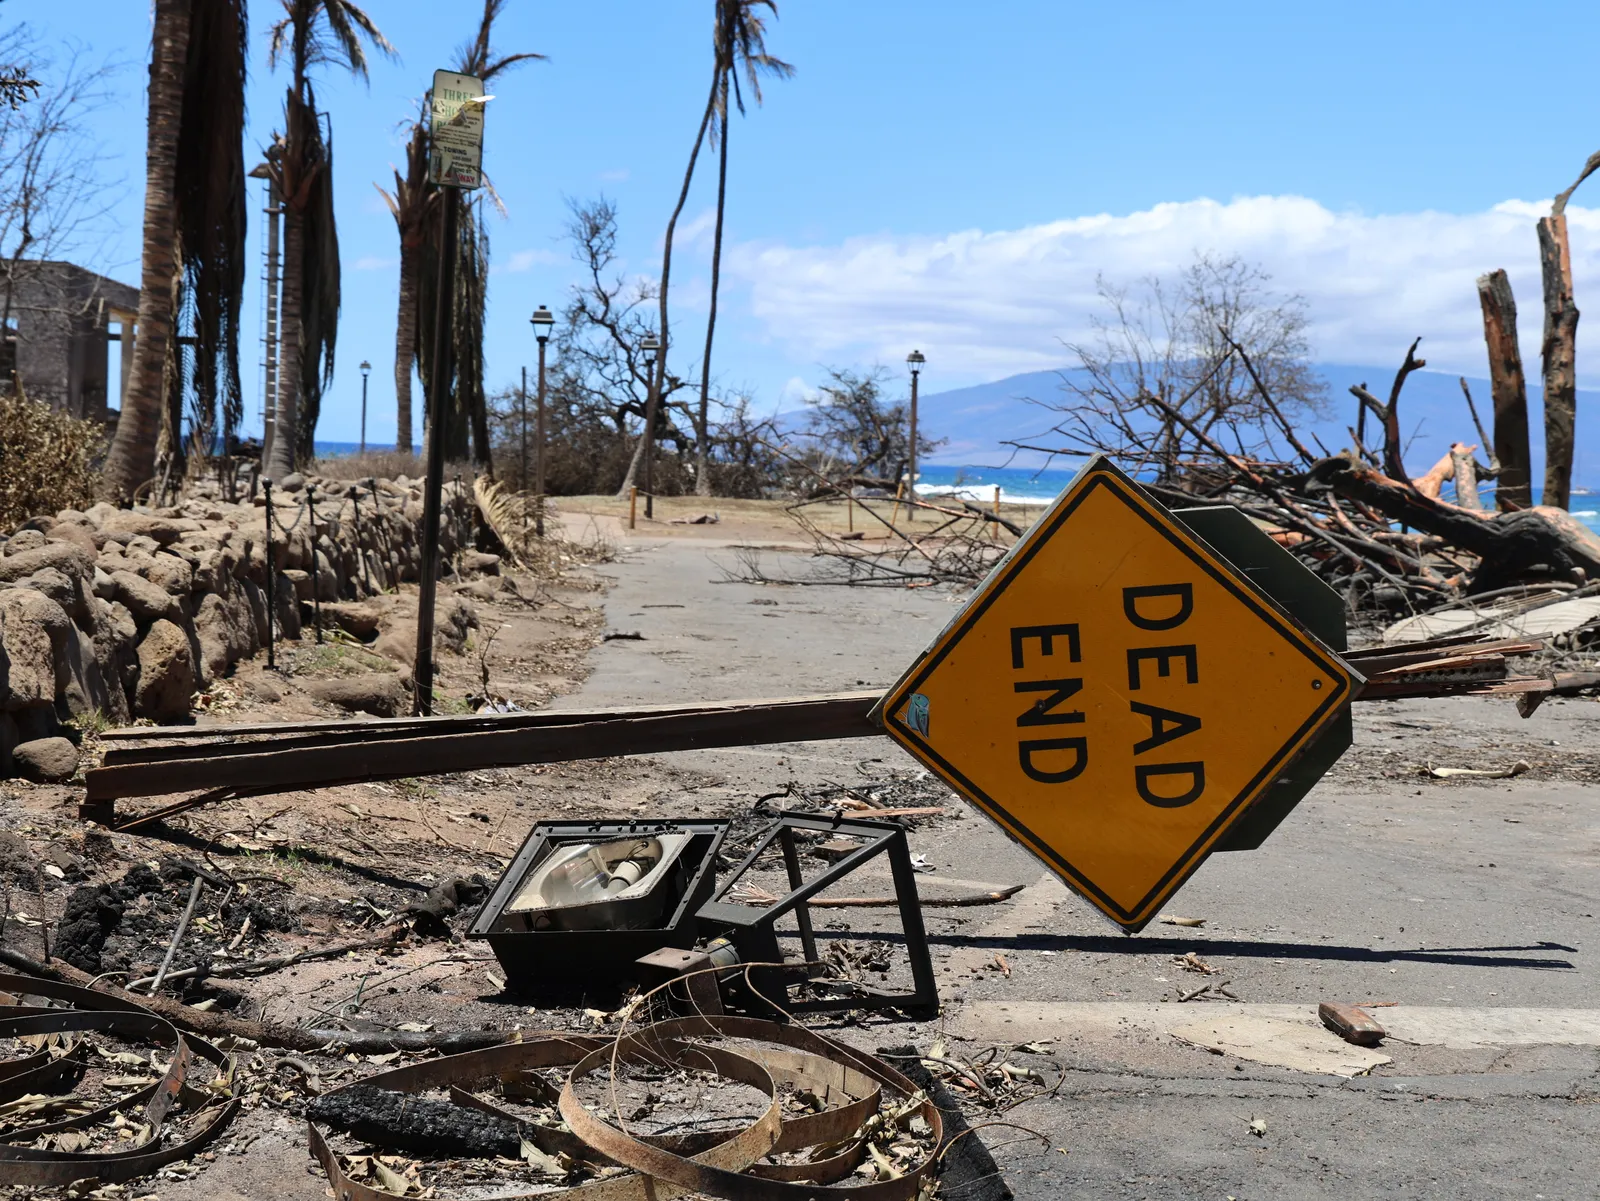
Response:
876,455,1359,931
413,70,485,716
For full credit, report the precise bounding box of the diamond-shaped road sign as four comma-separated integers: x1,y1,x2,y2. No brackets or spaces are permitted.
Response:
877,456,1358,932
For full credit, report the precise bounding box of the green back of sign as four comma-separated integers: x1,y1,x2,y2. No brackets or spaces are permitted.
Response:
1172,506,1353,852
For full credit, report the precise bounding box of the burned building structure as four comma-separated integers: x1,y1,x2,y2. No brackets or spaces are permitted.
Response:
1,260,137,421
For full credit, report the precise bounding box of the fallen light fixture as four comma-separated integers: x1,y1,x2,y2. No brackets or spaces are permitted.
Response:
468,820,727,997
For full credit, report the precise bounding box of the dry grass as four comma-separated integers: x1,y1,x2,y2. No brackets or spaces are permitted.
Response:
0,385,103,530
554,492,1046,539
310,450,425,481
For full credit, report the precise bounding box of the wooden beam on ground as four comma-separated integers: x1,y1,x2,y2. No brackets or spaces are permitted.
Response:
82,691,883,819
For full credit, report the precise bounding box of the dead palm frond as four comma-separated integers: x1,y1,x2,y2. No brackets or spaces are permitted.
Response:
474,474,536,566
177,0,248,460
710,0,794,145
294,92,339,462
268,0,393,79
455,0,547,82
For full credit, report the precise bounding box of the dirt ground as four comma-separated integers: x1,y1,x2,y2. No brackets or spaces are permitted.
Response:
3,495,1600,1200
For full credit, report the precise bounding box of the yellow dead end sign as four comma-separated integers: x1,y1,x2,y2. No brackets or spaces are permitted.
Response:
878,456,1357,932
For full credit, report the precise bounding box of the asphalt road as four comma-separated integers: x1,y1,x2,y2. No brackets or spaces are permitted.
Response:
559,532,1600,1201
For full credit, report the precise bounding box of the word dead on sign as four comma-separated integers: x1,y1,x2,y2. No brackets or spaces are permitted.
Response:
430,69,486,190
879,455,1356,932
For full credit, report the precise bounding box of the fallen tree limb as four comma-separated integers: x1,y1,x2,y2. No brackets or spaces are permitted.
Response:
0,945,509,1054
1308,453,1600,591
126,924,410,991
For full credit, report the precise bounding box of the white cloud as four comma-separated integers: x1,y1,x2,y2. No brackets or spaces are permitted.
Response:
352,255,397,271
598,167,630,183
778,374,814,405
674,207,717,252
729,195,1600,383
499,248,562,273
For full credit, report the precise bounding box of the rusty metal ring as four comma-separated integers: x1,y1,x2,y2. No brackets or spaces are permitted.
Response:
559,1016,943,1201
0,1005,238,1187
307,1020,907,1201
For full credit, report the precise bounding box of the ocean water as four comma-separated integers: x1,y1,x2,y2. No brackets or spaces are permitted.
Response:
916,464,1600,534
315,440,421,457
309,445,1600,534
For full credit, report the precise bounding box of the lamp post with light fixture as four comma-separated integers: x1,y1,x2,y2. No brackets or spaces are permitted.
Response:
358,360,371,454
529,306,554,537
640,334,661,519
906,349,925,518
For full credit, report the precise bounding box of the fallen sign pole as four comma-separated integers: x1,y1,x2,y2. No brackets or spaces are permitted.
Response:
80,692,883,823
81,635,1548,825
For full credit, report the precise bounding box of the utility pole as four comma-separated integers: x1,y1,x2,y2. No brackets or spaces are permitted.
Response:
519,365,528,491
413,68,486,716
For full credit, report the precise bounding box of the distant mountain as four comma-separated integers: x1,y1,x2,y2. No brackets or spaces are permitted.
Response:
918,365,1600,492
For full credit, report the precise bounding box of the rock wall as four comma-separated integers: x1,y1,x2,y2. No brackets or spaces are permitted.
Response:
0,473,481,781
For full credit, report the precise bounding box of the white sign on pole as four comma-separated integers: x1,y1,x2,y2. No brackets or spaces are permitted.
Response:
430,70,486,189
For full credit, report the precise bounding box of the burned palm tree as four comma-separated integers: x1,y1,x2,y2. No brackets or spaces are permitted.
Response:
105,0,250,500
376,110,430,454
693,0,791,495
263,0,393,480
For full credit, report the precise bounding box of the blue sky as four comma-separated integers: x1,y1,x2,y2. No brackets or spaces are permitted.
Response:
12,0,1600,445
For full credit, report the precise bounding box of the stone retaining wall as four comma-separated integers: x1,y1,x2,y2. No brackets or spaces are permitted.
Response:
0,473,485,781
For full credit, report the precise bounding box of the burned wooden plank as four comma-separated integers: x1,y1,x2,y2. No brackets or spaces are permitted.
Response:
84,691,882,805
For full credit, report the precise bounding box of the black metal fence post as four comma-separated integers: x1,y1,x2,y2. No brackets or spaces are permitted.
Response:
263,479,276,670
307,484,323,644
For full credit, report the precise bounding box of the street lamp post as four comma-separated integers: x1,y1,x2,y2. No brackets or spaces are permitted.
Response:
906,349,926,519
529,306,554,537
640,335,661,520
358,360,371,454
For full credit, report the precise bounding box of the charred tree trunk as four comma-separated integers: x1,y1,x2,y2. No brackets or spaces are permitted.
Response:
101,0,191,501
1310,453,1600,592
1475,269,1532,509
1538,214,1579,510
394,240,417,453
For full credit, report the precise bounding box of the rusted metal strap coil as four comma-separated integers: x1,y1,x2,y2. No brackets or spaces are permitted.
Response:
446,1041,883,1184
309,1019,936,1201
0,984,239,1187
560,1016,943,1201
312,1038,781,1201
0,1046,80,1104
